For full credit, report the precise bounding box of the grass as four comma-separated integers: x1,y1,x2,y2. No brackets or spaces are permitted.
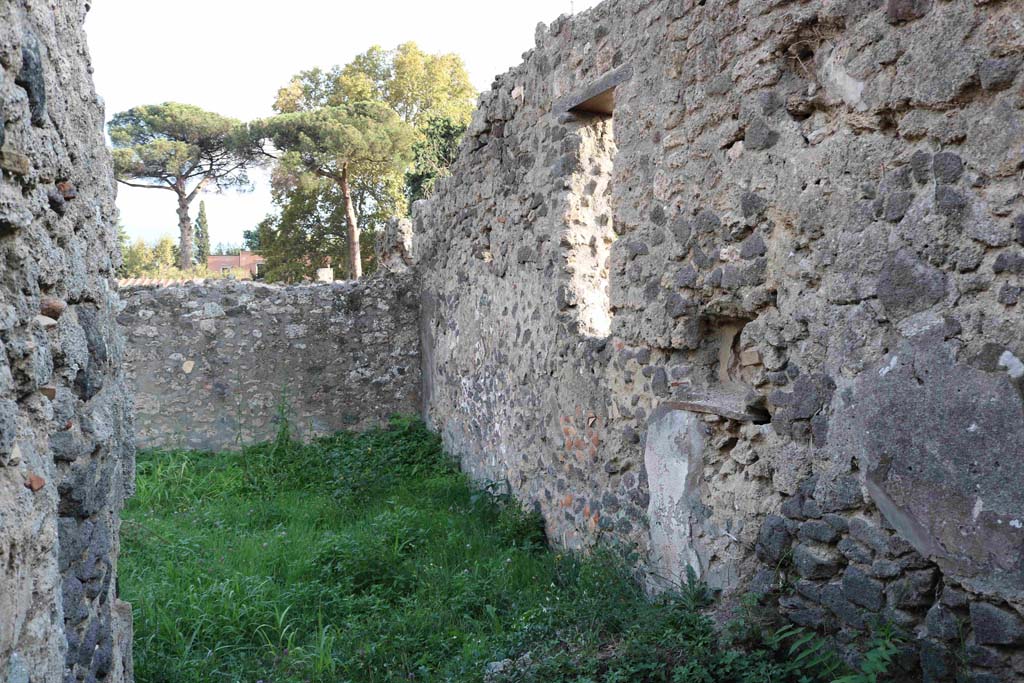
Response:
122,416,896,683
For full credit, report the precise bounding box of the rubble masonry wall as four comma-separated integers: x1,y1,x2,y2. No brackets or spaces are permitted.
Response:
1,2,135,681
414,0,1024,679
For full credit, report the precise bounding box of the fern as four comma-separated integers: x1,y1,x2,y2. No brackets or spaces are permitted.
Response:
766,624,847,682
832,625,902,683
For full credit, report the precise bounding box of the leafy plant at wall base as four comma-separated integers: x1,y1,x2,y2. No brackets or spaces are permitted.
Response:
832,625,903,683
766,624,847,682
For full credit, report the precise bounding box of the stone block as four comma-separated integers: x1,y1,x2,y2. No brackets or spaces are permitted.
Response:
744,118,778,151
889,569,939,609
816,476,864,512
15,33,47,126
756,515,793,565
830,338,1024,599
979,58,1020,92
932,152,963,184
799,520,841,544
886,0,932,24
970,602,1024,646
926,603,961,641
919,639,957,683
876,250,947,320
793,543,843,580
820,582,866,629
848,518,889,554
842,566,886,611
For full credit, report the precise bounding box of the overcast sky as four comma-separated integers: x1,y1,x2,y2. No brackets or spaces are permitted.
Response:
86,0,601,248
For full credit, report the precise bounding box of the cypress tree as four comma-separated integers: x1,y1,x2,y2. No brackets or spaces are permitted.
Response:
194,200,211,267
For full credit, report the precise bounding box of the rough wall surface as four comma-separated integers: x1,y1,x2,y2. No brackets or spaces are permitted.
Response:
415,0,1024,678
120,275,420,451
1,2,135,682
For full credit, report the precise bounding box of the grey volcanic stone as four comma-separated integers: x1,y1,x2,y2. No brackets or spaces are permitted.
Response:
820,583,865,629
886,0,932,23
876,250,947,319
830,338,1024,600
694,210,721,236
842,566,885,611
966,644,1004,669
745,118,778,151
740,235,767,259
756,515,793,565
793,544,842,580
979,58,1019,92
919,639,956,683
890,569,940,609
941,587,969,609
932,152,963,184
997,284,1020,306
817,476,864,513
0,399,16,462
925,604,961,641
884,192,914,222
970,603,1024,646
15,33,46,126
934,185,967,216
848,518,889,554
838,538,874,565
741,193,768,219
799,520,840,544
910,151,932,184
651,367,668,397
769,374,835,437
993,252,1024,274
871,559,902,579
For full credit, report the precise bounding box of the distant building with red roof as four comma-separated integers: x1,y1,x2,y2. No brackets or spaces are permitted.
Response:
208,251,265,279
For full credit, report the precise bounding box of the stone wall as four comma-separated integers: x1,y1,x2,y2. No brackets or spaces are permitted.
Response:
1,2,135,682
120,275,420,452
414,0,1024,679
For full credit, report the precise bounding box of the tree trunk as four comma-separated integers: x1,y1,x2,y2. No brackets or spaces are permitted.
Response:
341,163,362,280
176,191,194,271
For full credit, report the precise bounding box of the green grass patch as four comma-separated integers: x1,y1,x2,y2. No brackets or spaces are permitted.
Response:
122,416,896,682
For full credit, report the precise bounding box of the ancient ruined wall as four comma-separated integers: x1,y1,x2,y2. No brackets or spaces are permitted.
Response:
121,275,420,452
1,2,135,681
416,0,1024,678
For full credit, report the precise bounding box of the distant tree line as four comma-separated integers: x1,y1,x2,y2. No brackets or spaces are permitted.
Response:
119,229,179,277
109,42,475,283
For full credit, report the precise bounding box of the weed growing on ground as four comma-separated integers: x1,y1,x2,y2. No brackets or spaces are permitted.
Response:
122,417,894,682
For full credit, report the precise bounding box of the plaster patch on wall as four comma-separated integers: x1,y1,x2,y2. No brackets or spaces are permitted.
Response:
999,350,1024,379
819,44,867,112
645,407,705,591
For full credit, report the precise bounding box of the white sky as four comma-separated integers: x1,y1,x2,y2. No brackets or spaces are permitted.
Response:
86,0,601,247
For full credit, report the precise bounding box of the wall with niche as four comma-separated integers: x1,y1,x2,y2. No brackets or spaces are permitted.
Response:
414,0,1024,679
